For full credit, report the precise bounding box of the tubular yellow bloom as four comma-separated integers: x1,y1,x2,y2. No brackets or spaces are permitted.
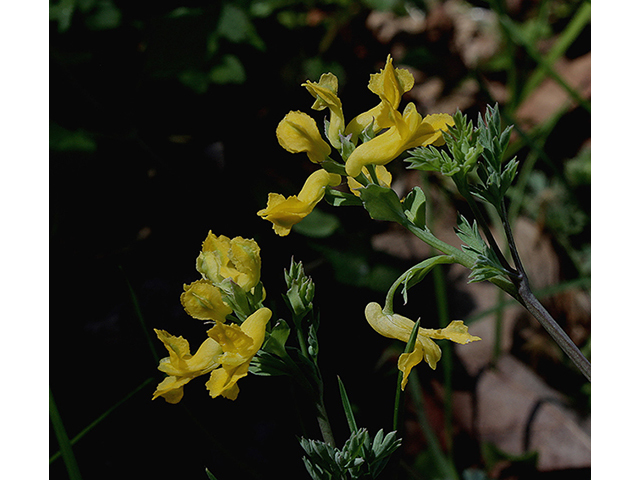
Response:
180,279,233,322
345,55,415,138
257,169,342,236
302,73,345,150
205,307,272,400
276,110,332,164
347,165,393,196
345,101,453,177
364,302,480,390
196,232,261,292
152,330,223,404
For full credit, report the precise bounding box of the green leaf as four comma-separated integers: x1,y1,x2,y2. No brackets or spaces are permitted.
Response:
359,184,406,224
205,468,219,480
404,145,445,172
218,277,251,320
323,188,362,207
249,350,291,377
402,187,427,227
216,3,265,50
337,376,358,434
455,215,485,256
50,123,96,152
262,319,290,358
209,54,246,84
294,208,340,238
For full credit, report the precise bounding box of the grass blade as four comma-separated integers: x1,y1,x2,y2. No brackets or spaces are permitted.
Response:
50,387,83,480
337,375,358,434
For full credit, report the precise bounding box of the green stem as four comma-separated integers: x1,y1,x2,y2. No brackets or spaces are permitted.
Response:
50,388,83,480
402,221,518,299
407,375,459,480
50,377,155,464
433,265,454,459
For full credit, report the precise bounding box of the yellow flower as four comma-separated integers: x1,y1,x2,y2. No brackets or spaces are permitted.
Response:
347,165,393,196
257,169,342,236
205,307,272,400
345,55,415,139
152,330,223,404
302,73,345,150
180,279,233,322
345,101,453,177
196,232,261,292
277,110,332,164
364,302,480,390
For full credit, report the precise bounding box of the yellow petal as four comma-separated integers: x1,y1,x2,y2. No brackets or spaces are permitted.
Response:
344,102,418,177
208,307,271,359
257,170,341,236
406,113,454,149
417,335,441,370
197,232,262,291
347,165,393,196
423,320,481,344
228,237,261,290
180,279,232,321
208,323,254,357
206,363,250,400
153,331,223,403
302,73,345,149
398,344,423,390
368,55,415,106
152,376,189,403
345,55,415,138
276,111,332,163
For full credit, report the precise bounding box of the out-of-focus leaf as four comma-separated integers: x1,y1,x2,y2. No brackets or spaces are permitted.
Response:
50,123,96,152
217,3,266,51
209,54,246,84
294,208,340,238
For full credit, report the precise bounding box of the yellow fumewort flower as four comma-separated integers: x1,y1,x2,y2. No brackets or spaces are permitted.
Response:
277,110,332,164
257,169,342,236
206,307,272,400
345,55,415,139
347,165,393,197
196,232,261,292
180,279,233,322
302,73,345,150
345,100,453,177
152,330,223,404
365,302,480,390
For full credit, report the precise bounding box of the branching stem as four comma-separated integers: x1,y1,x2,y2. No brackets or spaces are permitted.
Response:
500,200,591,381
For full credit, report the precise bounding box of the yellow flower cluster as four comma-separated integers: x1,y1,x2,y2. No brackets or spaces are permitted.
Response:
152,232,270,403
258,55,454,236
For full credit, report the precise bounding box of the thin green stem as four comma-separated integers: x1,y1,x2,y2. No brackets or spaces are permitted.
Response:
402,220,518,299
393,318,422,432
50,388,83,480
433,265,453,459
50,377,155,464
120,266,160,365
407,375,459,480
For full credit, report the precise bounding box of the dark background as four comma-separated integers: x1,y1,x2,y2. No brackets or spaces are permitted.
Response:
49,1,591,478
